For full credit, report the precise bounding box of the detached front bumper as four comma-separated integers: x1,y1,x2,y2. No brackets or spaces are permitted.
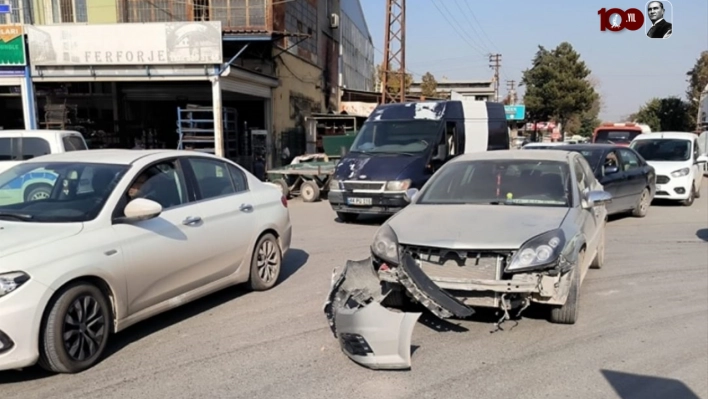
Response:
323,255,473,370
328,191,408,215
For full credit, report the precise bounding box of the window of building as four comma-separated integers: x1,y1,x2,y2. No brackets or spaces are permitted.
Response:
46,0,88,24
284,1,318,61
1,0,33,24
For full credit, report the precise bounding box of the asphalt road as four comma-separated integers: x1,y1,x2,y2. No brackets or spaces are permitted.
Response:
2,187,707,399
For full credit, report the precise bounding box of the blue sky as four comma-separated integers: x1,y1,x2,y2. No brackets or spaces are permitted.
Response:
360,0,708,121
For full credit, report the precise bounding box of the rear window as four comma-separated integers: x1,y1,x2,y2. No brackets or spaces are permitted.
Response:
63,135,88,151
0,137,52,161
594,130,640,144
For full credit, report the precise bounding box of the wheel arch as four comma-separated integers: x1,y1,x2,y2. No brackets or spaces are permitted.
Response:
40,275,118,335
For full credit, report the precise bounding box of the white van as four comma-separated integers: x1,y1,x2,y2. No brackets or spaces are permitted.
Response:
0,130,89,201
630,132,707,206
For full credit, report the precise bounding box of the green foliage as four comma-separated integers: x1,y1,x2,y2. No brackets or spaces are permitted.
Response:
420,72,438,98
521,42,598,137
686,51,708,129
634,97,693,132
375,63,412,96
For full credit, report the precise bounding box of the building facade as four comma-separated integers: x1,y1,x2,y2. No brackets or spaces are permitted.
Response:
1,0,376,166
409,79,495,101
340,0,374,92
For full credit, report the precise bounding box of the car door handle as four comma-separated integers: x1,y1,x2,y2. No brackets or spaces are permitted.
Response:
182,216,202,226
239,203,254,213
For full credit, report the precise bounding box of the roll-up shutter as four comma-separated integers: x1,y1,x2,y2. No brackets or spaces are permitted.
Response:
220,76,271,99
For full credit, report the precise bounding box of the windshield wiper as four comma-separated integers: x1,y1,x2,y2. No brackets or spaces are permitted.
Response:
0,211,34,221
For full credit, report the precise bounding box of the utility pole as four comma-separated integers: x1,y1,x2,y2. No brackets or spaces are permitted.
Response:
506,79,516,104
381,0,406,104
489,53,501,102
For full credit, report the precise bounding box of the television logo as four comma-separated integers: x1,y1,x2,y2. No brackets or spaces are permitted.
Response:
598,1,673,38
597,8,645,31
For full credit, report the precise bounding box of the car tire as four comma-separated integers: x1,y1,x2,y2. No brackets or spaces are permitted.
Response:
300,181,320,203
590,227,605,269
336,212,358,223
248,233,282,291
682,184,695,206
631,188,651,218
38,283,111,374
549,251,583,325
24,184,53,202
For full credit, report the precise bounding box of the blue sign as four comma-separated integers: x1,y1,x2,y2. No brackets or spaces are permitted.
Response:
504,105,526,120
0,4,11,13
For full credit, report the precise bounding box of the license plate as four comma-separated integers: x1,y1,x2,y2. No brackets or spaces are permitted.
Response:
656,185,662,191
347,197,372,206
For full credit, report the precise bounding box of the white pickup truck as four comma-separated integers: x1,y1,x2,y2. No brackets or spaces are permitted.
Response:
0,130,89,201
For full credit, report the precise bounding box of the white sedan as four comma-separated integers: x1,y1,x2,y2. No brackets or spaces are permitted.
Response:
0,149,292,373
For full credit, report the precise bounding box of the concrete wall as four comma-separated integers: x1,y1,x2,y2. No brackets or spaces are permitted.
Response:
271,51,323,163
88,0,118,23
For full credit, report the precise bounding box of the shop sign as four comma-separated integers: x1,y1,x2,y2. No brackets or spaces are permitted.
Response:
0,25,26,67
26,22,223,66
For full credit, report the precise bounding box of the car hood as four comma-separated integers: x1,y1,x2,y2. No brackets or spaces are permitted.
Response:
645,160,692,175
0,222,84,264
334,153,425,181
388,204,569,249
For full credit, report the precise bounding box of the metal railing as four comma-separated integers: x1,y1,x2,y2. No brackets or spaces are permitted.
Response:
116,0,272,32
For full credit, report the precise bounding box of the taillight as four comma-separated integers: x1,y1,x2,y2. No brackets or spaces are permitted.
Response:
281,195,288,207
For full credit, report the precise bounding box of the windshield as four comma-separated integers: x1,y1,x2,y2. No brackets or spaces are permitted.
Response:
594,130,640,144
0,162,129,223
569,149,604,171
630,139,692,161
349,120,442,154
417,159,571,207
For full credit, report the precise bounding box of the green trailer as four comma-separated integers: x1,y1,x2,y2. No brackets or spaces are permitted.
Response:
267,133,357,202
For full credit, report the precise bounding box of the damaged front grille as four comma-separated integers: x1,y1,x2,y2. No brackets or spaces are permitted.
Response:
400,245,508,308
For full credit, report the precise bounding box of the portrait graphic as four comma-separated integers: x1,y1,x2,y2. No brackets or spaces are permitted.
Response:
646,1,672,38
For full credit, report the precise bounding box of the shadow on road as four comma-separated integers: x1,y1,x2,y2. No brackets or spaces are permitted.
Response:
601,369,701,399
334,213,391,225
696,229,708,242
0,248,310,384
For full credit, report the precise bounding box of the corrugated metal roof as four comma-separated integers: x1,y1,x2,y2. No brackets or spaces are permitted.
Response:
341,0,372,42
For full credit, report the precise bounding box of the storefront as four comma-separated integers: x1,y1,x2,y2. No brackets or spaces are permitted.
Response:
0,24,35,130
25,22,277,170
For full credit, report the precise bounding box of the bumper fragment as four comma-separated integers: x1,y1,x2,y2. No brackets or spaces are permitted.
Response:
399,253,475,319
323,257,422,369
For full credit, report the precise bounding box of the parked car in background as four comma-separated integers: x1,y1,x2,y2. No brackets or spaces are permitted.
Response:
325,150,612,370
0,149,291,374
0,130,89,203
544,144,655,217
630,132,706,206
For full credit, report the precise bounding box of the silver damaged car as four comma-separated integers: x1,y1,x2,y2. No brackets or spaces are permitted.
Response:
324,149,612,370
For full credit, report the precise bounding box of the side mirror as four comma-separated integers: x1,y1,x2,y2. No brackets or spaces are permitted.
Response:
583,190,612,209
115,198,162,223
604,165,619,175
404,188,419,202
696,155,708,164
432,143,447,161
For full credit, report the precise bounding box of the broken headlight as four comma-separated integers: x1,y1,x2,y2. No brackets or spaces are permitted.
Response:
371,224,399,265
506,229,566,273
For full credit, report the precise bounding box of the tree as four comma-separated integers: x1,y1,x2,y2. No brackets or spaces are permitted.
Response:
633,96,693,132
521,42,597,140
375,63,412,98
686,51,708,130
420,72,438,98
565,76,602,137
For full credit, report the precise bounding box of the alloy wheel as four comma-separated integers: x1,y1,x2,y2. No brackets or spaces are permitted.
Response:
257,239,280,283
63,296,107,361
